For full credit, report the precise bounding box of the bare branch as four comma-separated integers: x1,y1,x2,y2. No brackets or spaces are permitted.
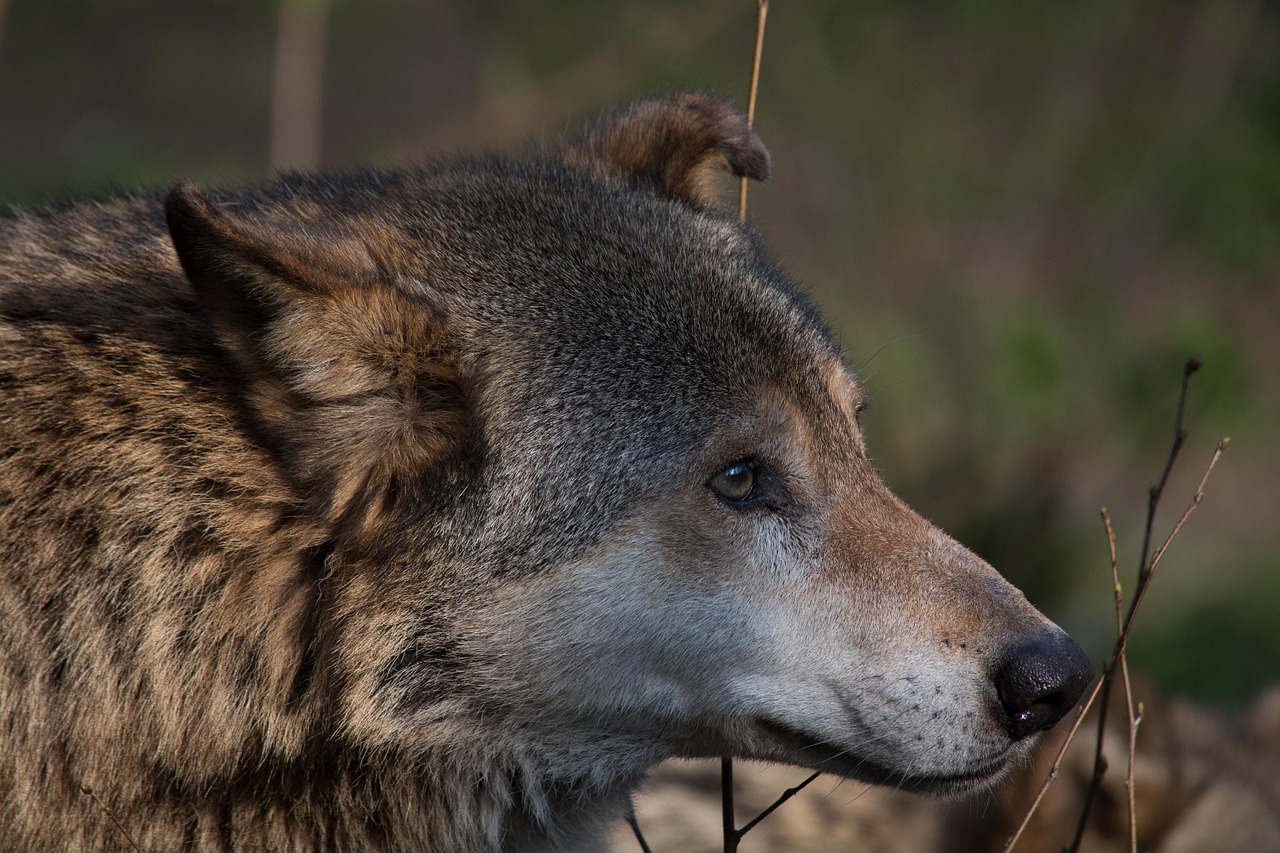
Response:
79,784,141,853
626,805,654,853
1008,359,1225,853
1002,678,1105,852
738,771,820,837
721,757,737,853
1069,358,1224,853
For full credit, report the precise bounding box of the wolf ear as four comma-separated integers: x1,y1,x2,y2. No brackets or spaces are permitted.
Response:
166,182,467,529
165,181,393,365
561,91,772,209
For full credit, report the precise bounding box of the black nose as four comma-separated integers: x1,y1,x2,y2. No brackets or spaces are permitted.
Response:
992,632,1094,741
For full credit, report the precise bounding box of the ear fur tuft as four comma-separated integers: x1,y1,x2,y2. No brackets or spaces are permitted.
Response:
561,91,772,209
166,182,467,533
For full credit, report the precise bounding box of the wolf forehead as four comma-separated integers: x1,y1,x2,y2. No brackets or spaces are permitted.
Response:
409,162,837,415
213,139,841,451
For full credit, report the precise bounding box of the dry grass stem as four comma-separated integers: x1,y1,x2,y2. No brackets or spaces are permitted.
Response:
738,0,769,223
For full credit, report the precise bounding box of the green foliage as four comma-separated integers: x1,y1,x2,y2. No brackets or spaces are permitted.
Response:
1130,554,1280,707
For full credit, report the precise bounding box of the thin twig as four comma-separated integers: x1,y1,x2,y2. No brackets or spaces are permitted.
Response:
1102,508,1121,637
738,771,821,836
1068,359,1197,850
721,757,737,853
1001,679,1105,853
1104,507,1139,853
1126,691,1142,853
1104,436,1226,853
737,0,768,223
721,766,821,850
1134,358,1201,602
1146,438,1228,574
1007,360,1225,853
626,805,654,853
1067,358,1216,852
79,784,141,853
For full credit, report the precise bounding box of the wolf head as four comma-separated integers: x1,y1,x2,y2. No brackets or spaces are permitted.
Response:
166,92,1091,806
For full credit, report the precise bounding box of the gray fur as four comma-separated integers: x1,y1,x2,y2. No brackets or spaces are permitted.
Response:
0,92,1090,851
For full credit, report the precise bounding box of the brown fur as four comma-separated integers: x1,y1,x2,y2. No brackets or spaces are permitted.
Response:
1,92,1091,851
560,91,772,207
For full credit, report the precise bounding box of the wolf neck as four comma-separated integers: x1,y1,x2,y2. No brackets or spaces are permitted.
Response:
416,725,661,851
208,742,647,852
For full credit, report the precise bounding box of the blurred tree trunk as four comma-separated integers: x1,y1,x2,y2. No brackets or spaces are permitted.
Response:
0,0,10,60
270,0,329,171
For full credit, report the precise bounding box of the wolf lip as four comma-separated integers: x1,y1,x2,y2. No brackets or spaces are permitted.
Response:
754,718,1011,795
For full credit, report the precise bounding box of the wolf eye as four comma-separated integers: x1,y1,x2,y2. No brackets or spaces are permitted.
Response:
710,462,756,503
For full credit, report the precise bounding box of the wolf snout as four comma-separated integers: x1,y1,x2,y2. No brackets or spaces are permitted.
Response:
992,632,1094,740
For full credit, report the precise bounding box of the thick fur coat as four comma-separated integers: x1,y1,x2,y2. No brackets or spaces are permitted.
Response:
0,93,1091,851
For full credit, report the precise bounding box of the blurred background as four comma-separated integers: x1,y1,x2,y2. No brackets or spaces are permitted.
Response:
0,1,1275,708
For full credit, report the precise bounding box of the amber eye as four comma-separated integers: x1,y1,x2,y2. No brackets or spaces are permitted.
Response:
710,462,756,503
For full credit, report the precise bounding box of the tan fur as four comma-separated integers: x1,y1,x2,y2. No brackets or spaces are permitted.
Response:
1,93,1090,851
561,92,772,207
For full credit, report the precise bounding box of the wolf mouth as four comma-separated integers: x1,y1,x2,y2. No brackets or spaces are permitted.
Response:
754,718,1012,796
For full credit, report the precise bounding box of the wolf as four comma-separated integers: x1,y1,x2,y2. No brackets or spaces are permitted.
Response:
0,92,1093,851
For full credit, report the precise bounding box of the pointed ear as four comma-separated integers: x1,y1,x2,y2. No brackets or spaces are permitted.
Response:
165,181,385,369
165,182,467,530
560,91,772,209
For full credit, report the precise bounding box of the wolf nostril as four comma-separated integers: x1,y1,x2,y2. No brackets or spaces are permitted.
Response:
993,632,1095,741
